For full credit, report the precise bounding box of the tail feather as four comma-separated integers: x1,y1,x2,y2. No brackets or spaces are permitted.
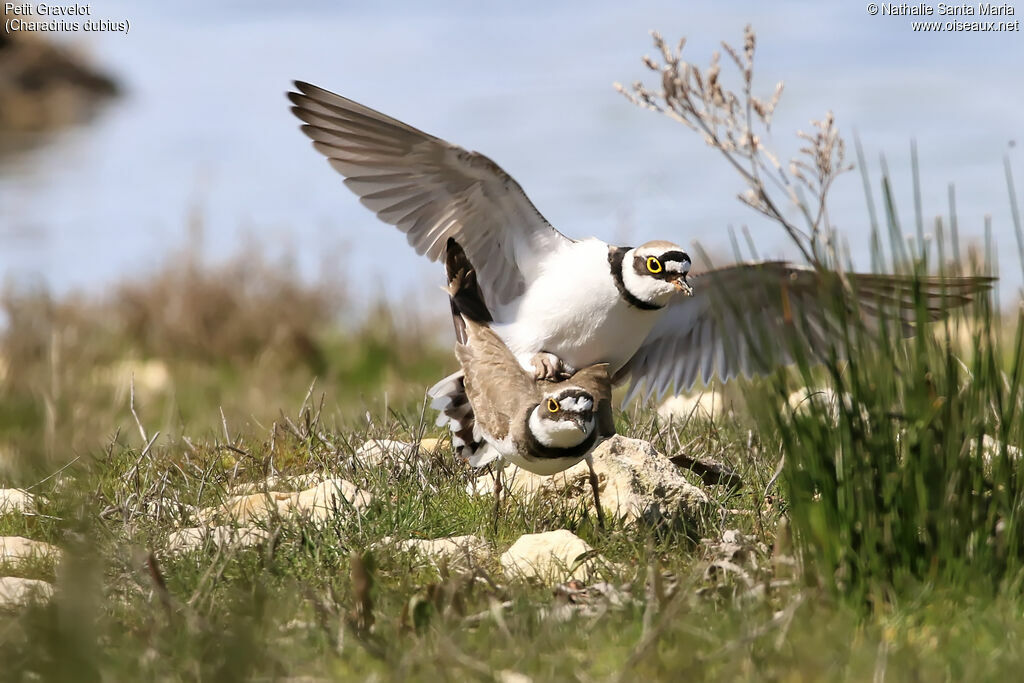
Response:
429,237,496,467
444,237,493,327
427,369,488,466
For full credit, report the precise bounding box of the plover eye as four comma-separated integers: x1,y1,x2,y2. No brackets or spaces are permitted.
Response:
646,256,662,274
546,398,560,413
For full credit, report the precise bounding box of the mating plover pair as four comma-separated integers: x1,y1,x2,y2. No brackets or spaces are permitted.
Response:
288,81,991,518
442,237,614,526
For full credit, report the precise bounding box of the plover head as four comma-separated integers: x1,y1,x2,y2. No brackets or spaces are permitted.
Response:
527,386,597,449
620,240,693,306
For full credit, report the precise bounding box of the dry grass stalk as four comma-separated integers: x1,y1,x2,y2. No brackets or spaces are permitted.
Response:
616,25,852,268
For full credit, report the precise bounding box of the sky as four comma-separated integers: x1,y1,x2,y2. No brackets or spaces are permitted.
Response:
1,0,1021,315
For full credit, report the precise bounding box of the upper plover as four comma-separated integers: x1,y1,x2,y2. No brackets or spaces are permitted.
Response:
288,81,992,403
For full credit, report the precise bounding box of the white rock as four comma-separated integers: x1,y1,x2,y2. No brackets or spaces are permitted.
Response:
0,488,34,515
471,436,710,529
790,387,880,428
591,437,710,526
383,535,491,571
199,478,372,526
547,580,636,621
497,672,533,683
787,386,834,410
96,359,171,400
0,536,61,563
198,491,294,525
500,529,603,583
976,434,1023,465
289,479,373,522
231,473,324,495
0,576,54,607
355,438,442,466
166,526,270,554
658,391,727,422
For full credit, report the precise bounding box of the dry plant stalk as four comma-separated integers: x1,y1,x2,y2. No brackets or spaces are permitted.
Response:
347,550,376,636
616,25,852,268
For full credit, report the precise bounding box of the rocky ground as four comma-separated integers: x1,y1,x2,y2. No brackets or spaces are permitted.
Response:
0,432,740,611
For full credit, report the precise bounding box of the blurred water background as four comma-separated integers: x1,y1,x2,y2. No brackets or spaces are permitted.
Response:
1,0,1021,318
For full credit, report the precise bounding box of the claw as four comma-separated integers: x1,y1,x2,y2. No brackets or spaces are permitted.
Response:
530,352,574,381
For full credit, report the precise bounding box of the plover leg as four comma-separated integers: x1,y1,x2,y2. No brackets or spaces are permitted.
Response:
530,351,575,382
492,464,503,534
585,454,606,530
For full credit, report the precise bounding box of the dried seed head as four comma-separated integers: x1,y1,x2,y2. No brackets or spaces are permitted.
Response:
662,68,680,99
752,97,767,119
722,41,743,71
707,63,720,89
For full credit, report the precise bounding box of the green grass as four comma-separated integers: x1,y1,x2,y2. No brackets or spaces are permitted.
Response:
3,401,1024,681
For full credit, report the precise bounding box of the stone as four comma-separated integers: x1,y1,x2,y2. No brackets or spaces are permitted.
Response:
0,537,61,564
500,529,604,583
198,478,372,526
546,580,636,621
787,387,839,417
497,672,533,683
96,359,172,402
0,577,54,608
0,488,34,515
658,391,727,422
355,438,443,467
786,387,868,424
166,526,270,554
589,437,711,527
699,529,772,590
975,434,1023,466
289,479,373,522
470,436,711,529
231,473,324,495
382,535,491,571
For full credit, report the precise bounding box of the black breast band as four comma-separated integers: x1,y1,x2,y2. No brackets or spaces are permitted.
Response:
608,246,662,311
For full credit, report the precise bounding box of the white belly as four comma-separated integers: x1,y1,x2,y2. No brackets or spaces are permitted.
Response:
505,452,585,476
491,239,660,374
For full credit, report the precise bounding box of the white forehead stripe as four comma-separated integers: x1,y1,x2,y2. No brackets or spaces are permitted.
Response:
665,260,690,274
556,395,593,413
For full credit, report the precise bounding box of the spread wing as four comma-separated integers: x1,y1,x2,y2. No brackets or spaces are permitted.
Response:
456,320,538,441
617,262,994,403
288,81,574,305
561,363,615,437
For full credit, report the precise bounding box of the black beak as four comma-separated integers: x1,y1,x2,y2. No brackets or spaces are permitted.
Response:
672,275,693,296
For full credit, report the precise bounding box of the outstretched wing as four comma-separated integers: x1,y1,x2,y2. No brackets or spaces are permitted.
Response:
617,262,993,402
288,81,574,305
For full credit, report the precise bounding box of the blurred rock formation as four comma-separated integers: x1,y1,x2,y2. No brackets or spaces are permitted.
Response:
0,9,119,152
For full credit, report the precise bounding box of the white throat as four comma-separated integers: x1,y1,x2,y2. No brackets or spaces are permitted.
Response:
528,408,591,449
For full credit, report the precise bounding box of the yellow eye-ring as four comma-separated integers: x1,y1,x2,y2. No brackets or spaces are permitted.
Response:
546,398,560,413
646,256,662,274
